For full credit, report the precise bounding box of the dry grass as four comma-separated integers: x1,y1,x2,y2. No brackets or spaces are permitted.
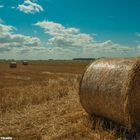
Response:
0,61,136,140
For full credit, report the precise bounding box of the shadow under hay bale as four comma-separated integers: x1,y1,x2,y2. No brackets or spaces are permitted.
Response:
9,61,17,68
79,57,140,132
89,114,140,140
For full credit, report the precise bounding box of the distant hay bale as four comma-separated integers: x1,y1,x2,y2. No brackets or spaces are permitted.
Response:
9,61,17,68
22,61,28,65
79,57,140,130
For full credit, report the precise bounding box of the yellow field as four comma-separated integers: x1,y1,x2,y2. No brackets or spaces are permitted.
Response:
0,61,132,140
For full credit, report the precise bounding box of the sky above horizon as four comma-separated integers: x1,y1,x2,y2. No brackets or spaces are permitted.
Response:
0,0,140,59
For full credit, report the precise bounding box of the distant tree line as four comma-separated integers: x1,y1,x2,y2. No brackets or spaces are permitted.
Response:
73,58,95,61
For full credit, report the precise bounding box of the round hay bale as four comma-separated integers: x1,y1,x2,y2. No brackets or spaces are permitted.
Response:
79,57,140,130
22,61,28,65
9,61,17,68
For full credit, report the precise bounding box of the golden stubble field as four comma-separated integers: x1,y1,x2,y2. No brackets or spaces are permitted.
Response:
0,61,132,140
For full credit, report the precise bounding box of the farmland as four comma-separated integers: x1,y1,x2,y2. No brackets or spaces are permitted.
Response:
0,61,134,140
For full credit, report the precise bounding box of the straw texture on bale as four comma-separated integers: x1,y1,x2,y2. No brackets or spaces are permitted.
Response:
9,62,17,68
79,58,140,130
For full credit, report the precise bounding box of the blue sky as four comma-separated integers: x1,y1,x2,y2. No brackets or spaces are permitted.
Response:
0,0,140,59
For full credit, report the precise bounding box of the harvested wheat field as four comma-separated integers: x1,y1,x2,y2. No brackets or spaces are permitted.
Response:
0,60,139,140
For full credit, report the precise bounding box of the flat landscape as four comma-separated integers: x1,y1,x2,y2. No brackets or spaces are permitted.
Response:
0,61,134,140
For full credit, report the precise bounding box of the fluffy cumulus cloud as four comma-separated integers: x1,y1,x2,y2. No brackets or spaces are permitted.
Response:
18,0,43,14
0,23,40,54
1,20,140,59
82,40,136,58
34,20,140,58
35,21,94,48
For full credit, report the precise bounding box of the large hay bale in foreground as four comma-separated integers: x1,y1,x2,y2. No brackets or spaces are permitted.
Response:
79,58,140,130
9,61,17,68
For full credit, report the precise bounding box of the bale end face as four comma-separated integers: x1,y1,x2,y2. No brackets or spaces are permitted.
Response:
79,57,140,130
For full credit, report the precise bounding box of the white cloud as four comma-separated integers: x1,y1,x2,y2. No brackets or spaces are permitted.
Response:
34,20,140,59
0,5,4,8
0,24,14,32
35,21,94,48
82,40,135,58
0,23,41,53
0,21,140,60
35,21,80,36
18,0,43,14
